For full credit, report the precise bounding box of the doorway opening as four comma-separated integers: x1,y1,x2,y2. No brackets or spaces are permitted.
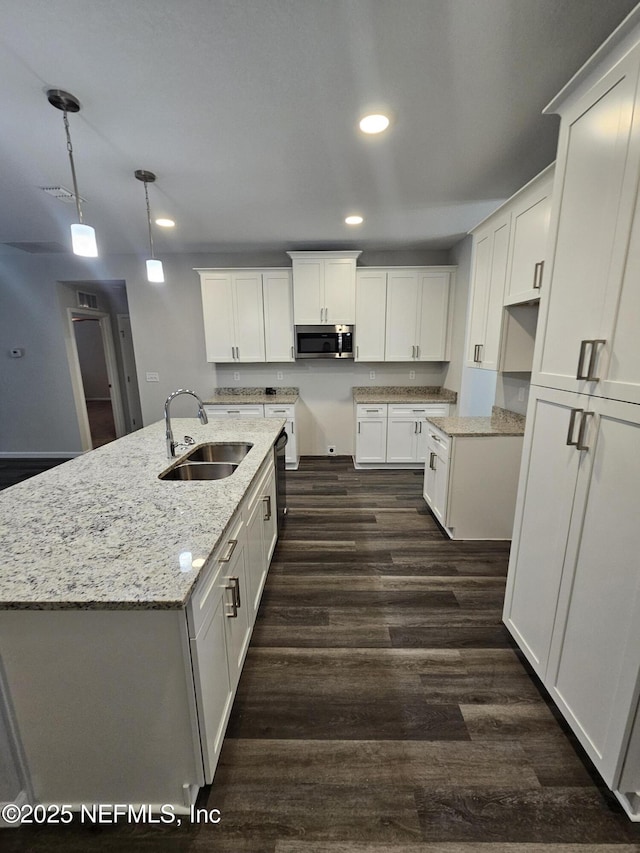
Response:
72,315,119,448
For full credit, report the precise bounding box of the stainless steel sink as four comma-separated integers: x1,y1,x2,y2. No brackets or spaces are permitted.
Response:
182,442,253,463
159,462,238,481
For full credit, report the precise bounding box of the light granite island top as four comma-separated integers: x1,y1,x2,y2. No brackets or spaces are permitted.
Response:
0,417,284,610
426,406,526,437
352,385,457,404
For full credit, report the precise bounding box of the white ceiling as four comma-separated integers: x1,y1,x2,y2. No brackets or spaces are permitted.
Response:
1,0,638,257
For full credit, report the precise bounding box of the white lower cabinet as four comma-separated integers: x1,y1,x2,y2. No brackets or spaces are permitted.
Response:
423,423,523,540
245,461,278,621
205,402,299,469
354,402,450,467
504,386,640,809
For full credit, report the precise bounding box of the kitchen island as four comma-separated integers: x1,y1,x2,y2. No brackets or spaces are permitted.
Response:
0,417,284,812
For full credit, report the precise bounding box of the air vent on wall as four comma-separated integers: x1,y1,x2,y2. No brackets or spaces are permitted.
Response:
40,185,86,204
77,291,99,310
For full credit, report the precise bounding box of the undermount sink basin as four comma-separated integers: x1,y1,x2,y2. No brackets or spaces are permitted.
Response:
183,442,253,464
159,462,238,481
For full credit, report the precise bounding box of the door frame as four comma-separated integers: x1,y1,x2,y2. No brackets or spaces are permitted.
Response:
66,308,126,451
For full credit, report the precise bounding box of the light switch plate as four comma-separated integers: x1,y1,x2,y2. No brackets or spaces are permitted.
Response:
518,387,526,402
146,372,159,382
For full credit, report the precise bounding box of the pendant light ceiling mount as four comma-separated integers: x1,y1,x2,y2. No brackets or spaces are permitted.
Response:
46,88,98,258
135,169,164,283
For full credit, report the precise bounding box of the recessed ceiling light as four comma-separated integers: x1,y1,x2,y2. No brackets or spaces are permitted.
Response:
345,215,364,225
359,114,390,134
155,218,175,227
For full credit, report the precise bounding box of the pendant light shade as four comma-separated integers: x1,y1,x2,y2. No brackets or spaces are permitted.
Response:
47,89,98,258
135,170,164,283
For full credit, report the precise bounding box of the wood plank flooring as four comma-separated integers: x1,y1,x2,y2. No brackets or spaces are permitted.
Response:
2,455,640,852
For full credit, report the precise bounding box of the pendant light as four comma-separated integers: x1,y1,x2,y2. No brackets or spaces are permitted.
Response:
135,170,164,283
47,89,98,258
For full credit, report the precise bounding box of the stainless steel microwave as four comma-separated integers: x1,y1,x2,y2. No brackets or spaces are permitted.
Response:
295,325,354,359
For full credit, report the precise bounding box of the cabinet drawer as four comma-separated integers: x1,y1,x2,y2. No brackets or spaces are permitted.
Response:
356,404,388,418
204,404,265,418
187,511,244,637
425,424,451,456
264,404,295,418
245,455,276,518
388,403,449,418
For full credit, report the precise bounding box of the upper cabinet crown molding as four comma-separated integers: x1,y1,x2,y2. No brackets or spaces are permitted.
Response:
286,251,362,260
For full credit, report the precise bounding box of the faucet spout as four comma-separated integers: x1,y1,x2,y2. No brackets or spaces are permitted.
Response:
164,389,209,458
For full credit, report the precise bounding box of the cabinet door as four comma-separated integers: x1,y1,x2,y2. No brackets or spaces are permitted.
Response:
261,467,278,565
386,417,418,462
201,273,235,362
482,217,510,369
466,231,492,366
416,271,451,360
223,536,251,690
263,271,294,362
245,491,266,622
546,396,640,785
355,270,387,361
292,259,323,324
189,583,233,783
284,418,297,467
324,259,356,324
356,418,388,463
424,443,448,526
502,386,586,680
385,271,420,361
505,177,553,305
232,272,265,362
534,48,640,395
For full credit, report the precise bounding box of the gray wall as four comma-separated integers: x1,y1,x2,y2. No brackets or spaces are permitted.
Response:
495,373,530,415
0,247,452,455
74,319,110,399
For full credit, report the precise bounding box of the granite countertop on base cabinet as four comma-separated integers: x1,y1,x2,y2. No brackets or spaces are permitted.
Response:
205,386,299,405
352,386,457,405
426,406,526,437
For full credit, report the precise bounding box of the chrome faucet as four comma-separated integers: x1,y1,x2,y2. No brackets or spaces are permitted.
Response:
164,389,208,458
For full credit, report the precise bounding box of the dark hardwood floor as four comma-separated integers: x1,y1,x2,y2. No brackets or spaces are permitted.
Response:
2,456,640,851
0,458,68,491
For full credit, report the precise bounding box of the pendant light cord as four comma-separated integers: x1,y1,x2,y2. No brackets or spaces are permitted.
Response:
62,109,83,224
143,180,155,259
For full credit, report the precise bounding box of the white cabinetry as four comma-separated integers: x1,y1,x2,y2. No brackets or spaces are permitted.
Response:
355,404,388,463
199,270,265,363
504,18,640,820
423,424,523,540
197,268,294,364
504,168,554,304
288,251,361,324
354,402,450,467
204,404,265,419
263,270,295,362
385,269,454,362
244,460,278,621
355,270,387,361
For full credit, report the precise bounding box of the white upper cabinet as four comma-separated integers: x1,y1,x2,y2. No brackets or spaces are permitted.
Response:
288,251,361,325
263,270,294,362
466,214,510,369
505,168,554,305
533,45,640,402
385,268,454,362
199,270,265,363
355,270,387,361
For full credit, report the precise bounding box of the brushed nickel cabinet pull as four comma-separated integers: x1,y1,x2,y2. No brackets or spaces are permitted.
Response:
429,452,437,470
225,578,238,617
576,339,591,380
586,339,606,382
263,495,272,521
356,345,359,358
566,408,583,446
357,422,361,433
416,345,420,359
219,538,238,563
291,345,294,359
576,411,594,452
533,260,544,290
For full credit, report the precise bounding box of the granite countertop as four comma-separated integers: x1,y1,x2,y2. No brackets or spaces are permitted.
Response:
425,406,526,437
205,386,299,405
0,418,284,611
353,386,458,404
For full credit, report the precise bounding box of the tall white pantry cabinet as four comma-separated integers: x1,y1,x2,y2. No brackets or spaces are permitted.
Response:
503,11,640,821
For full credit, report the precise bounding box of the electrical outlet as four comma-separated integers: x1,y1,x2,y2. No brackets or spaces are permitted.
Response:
145,372,159,382
409,370,416,380
276,371,283,380
233,371,240,381
518,387,526,402
369,370,376,380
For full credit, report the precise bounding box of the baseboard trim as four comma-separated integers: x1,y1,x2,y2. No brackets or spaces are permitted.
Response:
0,452,80,459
